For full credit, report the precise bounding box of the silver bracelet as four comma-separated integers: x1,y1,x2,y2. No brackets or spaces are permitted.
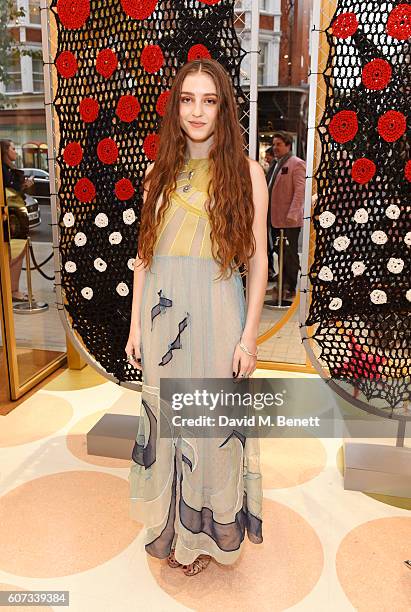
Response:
239,340,258,358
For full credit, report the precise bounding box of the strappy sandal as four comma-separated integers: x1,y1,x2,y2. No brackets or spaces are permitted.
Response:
166,548,182,568
12,293,29,303
182,555,211,576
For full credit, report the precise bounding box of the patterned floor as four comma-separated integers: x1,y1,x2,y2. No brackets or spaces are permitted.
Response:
0,366,410,611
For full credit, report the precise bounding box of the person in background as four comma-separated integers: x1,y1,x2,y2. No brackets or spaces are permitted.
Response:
0,139,34,303
268,131,306,302
264,145,277,282
264,146,275,172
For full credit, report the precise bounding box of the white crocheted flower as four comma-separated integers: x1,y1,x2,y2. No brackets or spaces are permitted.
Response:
318,266,333,281
329,297,342,310
404,232,411,246
351,261,366,276
371,230,388,245
109,231,122,245
74,232,87,247
63,212,75,227
127,258,135,271
95,213,109,228
64,261,77,273
353,208,369,224
333,236,350,252
123,209,136,225
116,282,129,296
406,289,411,302
94,257,107,272
385,204,400,220
319,211,336,228
81,287,93,300
387,258,404,274
370,289,387,304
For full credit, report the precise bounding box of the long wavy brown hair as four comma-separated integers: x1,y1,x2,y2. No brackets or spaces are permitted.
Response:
137,58,255,280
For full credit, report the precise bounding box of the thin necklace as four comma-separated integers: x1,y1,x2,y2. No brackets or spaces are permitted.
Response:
182,159,196,193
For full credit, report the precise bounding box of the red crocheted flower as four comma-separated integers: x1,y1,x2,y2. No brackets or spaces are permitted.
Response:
63,142,83,166
79,97,99,122
120,0,158,19
156,90,171,117
386,4,411,40
96,49,118,79
405,160,411,182
188,44,211,61
331,12,359,38
362,59,392,90
116,95,141,122
55,51,78,78
351,158,376,184
97,138,118,165
74,178,96,202
143,133,159,160
377,110,406,142
115,178,135,201
56,0,90,30
140,44,164,73
328,110,358,143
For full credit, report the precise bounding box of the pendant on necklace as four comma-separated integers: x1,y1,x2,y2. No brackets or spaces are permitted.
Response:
183,184,191,192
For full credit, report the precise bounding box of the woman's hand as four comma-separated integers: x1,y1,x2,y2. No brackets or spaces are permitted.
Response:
232,336,258,380
125,329,142,370
23,176,34,189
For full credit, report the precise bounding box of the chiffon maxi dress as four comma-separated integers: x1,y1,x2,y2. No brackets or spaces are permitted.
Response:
128,157,263,565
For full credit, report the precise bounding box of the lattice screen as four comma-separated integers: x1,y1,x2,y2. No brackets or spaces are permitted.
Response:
305,2,410,411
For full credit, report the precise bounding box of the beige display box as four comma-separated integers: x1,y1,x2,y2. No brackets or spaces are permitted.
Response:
87,414,139,460
344,442,411,498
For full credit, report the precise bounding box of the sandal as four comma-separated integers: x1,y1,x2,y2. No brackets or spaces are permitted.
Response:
12,293,29,303
182,555,211,576
166,548,182,568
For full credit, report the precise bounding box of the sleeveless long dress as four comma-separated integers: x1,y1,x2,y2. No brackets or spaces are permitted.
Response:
128,157,263,565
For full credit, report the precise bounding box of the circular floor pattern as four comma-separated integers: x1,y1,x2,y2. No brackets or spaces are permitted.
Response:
0,584,52,611
66,411,132,467
147,498,324,611
260,435,327,488
0,393,73,447
336,517,411,611
0,471,141,577
43,365,108,391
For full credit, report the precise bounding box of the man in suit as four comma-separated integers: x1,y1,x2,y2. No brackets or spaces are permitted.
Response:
268,131,306,302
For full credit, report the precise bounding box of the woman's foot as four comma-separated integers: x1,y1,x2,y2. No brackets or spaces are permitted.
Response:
12,291,29,303
166,548,182,568
182,555,211,576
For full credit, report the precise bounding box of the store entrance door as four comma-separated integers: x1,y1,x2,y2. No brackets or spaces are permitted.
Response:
0,156,66,401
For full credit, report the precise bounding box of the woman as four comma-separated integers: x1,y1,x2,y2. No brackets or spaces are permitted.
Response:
0,139,34,302
126,58,268,576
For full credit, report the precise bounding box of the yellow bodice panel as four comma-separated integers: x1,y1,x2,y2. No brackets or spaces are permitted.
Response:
153,158,213,259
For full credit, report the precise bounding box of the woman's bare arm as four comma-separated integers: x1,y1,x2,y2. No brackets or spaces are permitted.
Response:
231,158,268,378
125,162,154,368
130,163,154,331
242,159,269,345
